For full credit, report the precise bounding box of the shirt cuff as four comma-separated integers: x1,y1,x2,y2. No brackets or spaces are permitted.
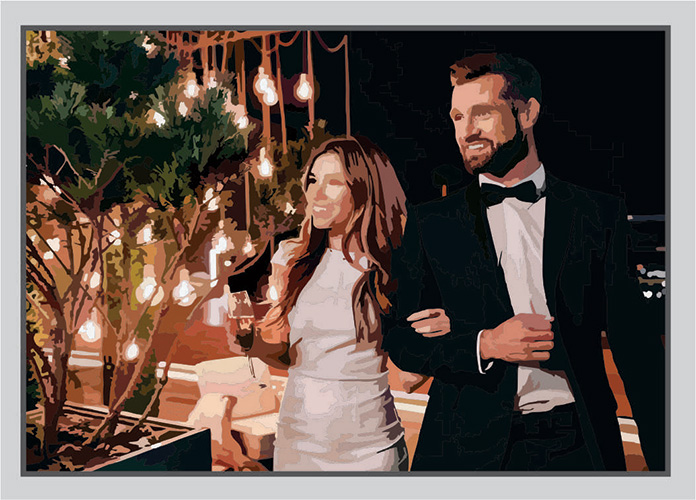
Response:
476,329,495,375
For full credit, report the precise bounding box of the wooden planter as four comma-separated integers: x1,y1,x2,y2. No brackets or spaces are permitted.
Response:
26,403,211,471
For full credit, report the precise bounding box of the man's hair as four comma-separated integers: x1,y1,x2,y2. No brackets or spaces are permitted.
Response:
450,52,542,105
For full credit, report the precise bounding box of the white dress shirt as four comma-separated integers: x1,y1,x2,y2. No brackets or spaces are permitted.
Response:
476,165,575,414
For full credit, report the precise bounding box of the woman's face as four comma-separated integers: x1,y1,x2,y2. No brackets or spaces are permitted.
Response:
305,152,354,232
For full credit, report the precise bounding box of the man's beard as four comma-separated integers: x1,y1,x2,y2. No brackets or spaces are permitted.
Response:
461,118,529,178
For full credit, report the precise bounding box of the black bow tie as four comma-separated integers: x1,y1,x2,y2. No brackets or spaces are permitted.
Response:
480,180,545,207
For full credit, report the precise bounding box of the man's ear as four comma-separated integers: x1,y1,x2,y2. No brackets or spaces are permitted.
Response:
519,98,541,129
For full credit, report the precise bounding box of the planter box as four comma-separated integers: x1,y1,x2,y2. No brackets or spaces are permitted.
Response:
26,403,211,472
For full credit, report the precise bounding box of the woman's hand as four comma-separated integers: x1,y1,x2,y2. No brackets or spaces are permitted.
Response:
407,308,451,338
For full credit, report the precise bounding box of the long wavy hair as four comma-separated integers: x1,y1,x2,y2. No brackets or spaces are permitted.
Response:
261,136,407,346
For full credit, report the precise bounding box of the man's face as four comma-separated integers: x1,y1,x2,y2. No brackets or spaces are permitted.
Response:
450,74,527,176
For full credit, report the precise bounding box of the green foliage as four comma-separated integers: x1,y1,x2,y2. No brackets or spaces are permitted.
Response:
123,78,250,210
124,351,159,416
53,31,178,108
26,30,179,213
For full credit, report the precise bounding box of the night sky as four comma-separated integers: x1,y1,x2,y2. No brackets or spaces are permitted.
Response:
276,30,666,215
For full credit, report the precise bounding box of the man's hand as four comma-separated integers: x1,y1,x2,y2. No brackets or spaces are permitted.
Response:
480,314,554,362
407,308,451,338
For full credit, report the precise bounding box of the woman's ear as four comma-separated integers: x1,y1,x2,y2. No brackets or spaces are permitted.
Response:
519,98,541,129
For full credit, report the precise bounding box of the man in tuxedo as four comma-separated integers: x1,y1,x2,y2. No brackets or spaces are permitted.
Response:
382,53,665,471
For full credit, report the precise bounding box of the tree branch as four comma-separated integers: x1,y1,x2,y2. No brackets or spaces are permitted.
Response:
29,224,71,277
26,236,56,287
65,223,76,276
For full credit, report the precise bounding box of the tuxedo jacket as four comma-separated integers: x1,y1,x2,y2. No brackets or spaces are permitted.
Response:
382,174,665,471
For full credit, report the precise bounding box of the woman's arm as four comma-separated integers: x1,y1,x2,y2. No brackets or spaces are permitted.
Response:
226,247,294,370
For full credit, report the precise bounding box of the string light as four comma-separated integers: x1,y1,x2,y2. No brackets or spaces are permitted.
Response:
262,87,278,106
78,319,100,343
136,265,161,304
254,67,270,94
258,147,273,178
173,269,196,306
153,111,166,128
294,73,313,101
235,114,249,129
89,272,101,289
125,341,140,361
184,79,199,98
253,66,278,106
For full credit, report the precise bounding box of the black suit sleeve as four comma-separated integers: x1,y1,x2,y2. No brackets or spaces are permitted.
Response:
603,200,666,471
382,207,505,386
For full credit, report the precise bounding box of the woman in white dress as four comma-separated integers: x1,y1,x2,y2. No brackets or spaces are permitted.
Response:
229,136,411,471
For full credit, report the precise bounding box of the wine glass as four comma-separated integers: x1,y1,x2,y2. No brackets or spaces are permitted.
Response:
226,286,256,378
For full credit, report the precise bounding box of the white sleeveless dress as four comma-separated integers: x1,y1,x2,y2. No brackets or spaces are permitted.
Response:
272,246,407,471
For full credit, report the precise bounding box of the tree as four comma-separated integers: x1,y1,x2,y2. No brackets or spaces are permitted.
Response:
26,29,331,468
25,30,259,457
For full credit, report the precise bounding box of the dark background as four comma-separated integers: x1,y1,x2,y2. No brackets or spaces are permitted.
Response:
282,30,666,217
239,30,665,303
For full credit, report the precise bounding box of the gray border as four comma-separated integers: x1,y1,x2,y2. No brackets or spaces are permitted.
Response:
3,2,694,499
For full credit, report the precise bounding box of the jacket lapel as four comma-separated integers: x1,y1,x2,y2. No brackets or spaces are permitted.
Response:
460,182,514,317
542,174,578,319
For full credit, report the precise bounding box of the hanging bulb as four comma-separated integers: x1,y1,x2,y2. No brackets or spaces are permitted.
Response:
254,67,270,94
294,73,313,102
173,268,196,306
78,317,101,343
235,114,249,129
125,342,140,361
262,86,278,106
258,147,273,178
184,79,199,98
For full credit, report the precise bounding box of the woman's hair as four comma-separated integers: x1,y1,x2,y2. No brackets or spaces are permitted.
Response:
261,136,407,346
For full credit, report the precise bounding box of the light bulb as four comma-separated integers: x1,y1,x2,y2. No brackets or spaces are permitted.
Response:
47,238,61,252
136,276,158,303
89,272,101,289
262,88,278,106
254,67,269,94
295,74,313,102
142,283,156,300
185,80,199,98
125,342,140,361
259,158,273,177
235,114,249,129
297,82,311,100
153,111,166,128
215,236,228,253
175,280,193,299
78,320,100,342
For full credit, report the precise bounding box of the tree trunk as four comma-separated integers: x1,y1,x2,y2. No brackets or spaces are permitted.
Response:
42,325,70,455
41,398,63,458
